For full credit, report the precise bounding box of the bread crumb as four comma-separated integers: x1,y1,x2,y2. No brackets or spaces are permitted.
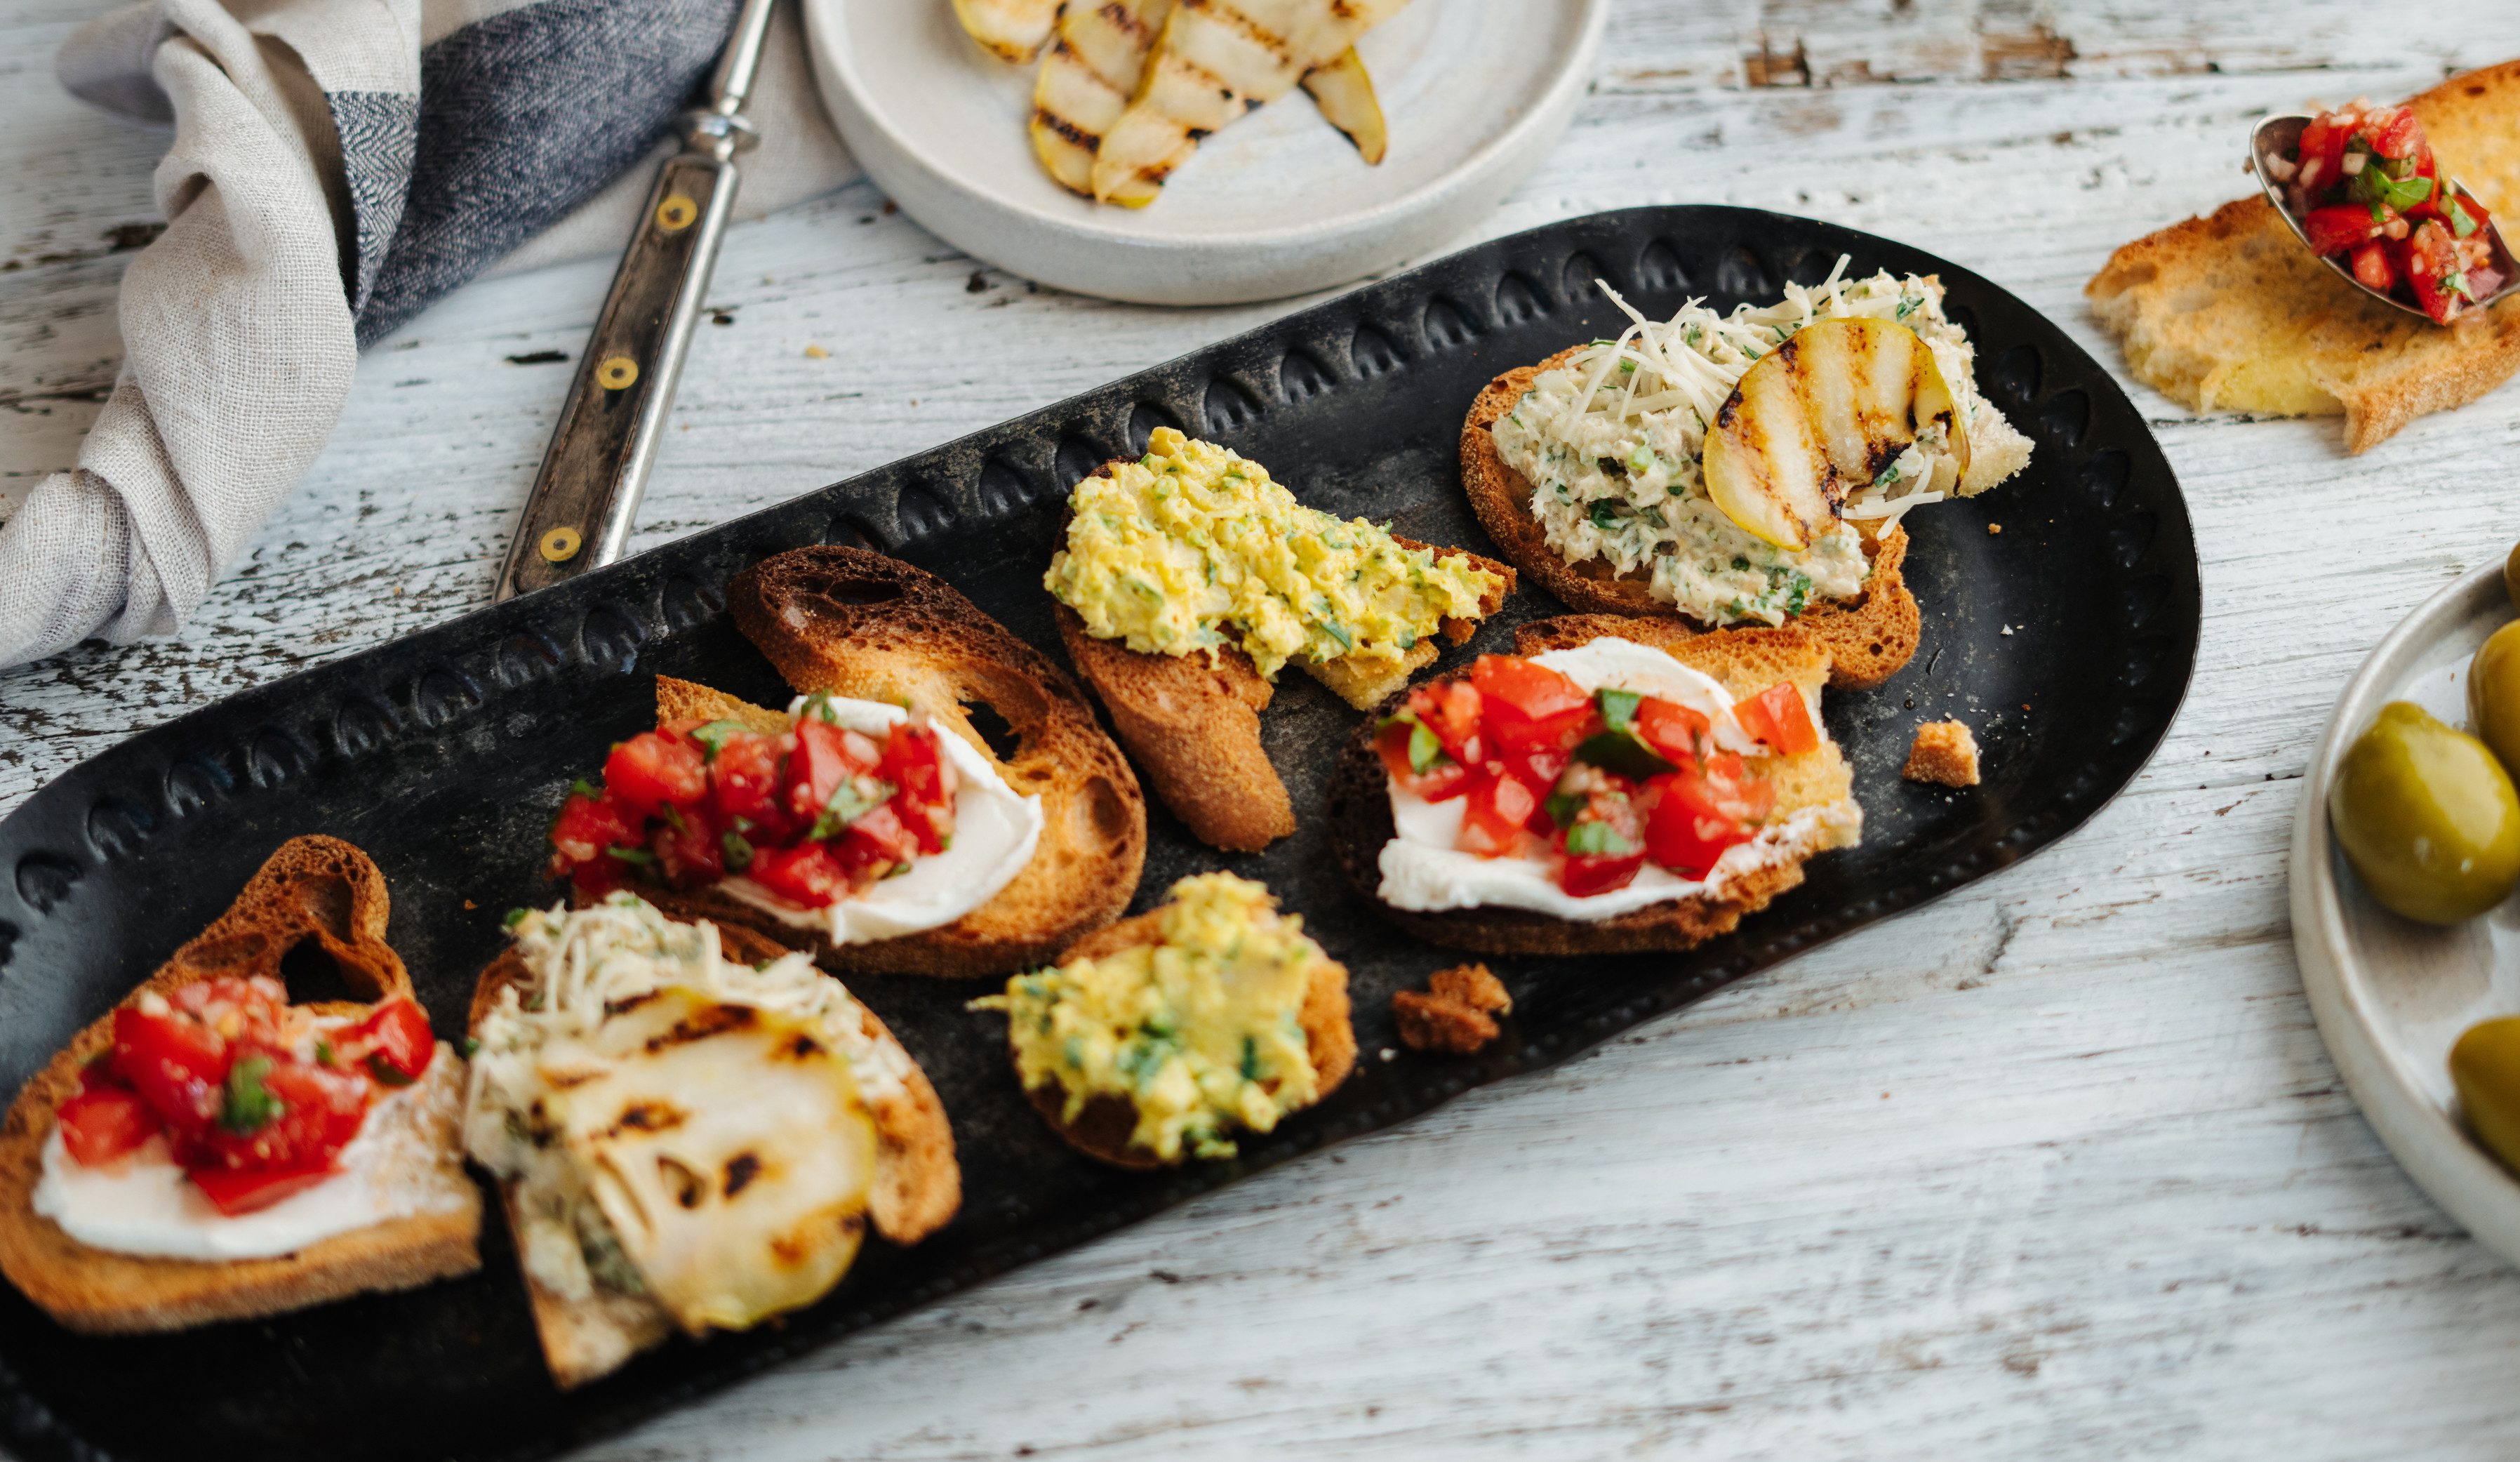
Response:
1987,524,2002,534
1903,720,1981,788
462,899,476,910
1394,963,1512,1054
804,345,829,359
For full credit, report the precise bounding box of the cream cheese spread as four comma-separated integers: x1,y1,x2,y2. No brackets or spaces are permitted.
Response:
714,694,1042,943
31,1045,472,1261
1374,638,1864,919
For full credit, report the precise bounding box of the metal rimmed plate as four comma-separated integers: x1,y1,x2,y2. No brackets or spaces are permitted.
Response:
0,206,2196,1462
2291,562,2520,1266
801,0,1606,305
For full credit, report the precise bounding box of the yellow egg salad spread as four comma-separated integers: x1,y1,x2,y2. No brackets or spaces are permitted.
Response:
1045,427,1506,681
975,872,1327,1162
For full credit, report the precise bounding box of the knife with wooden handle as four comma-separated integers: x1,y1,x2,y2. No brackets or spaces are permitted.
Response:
492,0,780,602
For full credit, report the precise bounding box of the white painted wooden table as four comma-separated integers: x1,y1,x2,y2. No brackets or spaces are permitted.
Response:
10,2,2520,1456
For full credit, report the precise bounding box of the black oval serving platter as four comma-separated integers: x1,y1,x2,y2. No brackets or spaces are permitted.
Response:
0,206,2196,1462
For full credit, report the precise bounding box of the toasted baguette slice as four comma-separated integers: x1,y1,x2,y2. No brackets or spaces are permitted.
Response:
0,836,481,1334
668,546,1144,978
1327,618,1863,955
1055,476,1516,851
2085,61,2520,455
1460,347,1921,691
467,917,958,1388
1013,909,1356,1170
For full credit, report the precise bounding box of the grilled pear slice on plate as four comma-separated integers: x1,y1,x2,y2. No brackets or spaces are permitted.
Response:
1702,317,1969,551
1090,0,1413,202
1301,47,1386,164
1031,0,1175,206
954,0,1060,63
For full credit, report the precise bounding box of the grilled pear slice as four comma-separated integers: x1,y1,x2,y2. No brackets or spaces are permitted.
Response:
954,0,1060,64
1030,0,1174,206
1091,0,1413,203
1301,48,1386,164
549,987,877,1336
1702,317,1968,551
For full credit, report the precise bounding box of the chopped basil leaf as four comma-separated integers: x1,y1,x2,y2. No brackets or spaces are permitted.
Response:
2451,197,2480,237
1596,687,1642,733
799,693,844,724
1408,721,1444,774
571,778,601,801
367,1052,416,1087
721,830,756,870
808,777,895,842
604,845,656,865
460,1036,481,1058
1564,820,1636,857
1544,789,1587,830
219,1056,281,1134
1573,730,1675,780
314,1039,335,1067
687,719,748,762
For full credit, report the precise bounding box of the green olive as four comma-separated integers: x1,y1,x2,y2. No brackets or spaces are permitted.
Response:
2505,540,2520,611
2453,1016,2520,1174
2472,621,2520,775
2328,701,2520,923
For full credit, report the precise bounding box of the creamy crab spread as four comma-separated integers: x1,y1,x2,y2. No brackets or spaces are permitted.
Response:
1490,260,2010,627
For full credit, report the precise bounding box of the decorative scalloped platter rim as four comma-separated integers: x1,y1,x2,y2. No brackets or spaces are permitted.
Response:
0,206,2199,1462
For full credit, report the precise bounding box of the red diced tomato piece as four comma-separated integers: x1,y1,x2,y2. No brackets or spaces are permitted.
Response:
1643,755,1774,878
603,731,707,819
568,853,627,899
785,718,868,821
113,1006,229,1138
342,997,435,1086
1375,720,1473,802
2304,205,2385,257
2371,106,2424,160
2351,239,2396,292
2295,114,2344,193
189,1164,338,1217
1470,655,1588,721
749,843,848,906
1559,851,1645,898
1735,683,1820,756
1634,697,1712,766
709,731,788,830
1406,681,1485,764
193,1056,371,1176
879,724,959,855
2395,218,2468,324
651,801,726,888
56,1086,161,1166
832,803,921,881
1460,771,1540,858
549,790,635,867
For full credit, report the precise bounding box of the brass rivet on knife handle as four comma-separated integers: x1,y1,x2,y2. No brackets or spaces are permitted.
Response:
491,0,780,605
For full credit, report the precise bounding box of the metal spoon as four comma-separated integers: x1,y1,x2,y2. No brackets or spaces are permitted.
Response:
2248,112,2520,320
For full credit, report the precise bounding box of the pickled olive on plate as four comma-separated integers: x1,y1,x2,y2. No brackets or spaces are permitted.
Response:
2327,701,2520,924
2505,538,2520,613
2452,1017,2520,1175
2469,621,2520,775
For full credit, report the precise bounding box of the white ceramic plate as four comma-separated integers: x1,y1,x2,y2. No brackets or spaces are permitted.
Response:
2293,561,2520,1264
801,0,1607,305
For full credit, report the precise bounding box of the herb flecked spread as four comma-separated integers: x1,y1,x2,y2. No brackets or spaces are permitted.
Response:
973,872,1326,1162
1491,261,1999,627
1046,427,1506,681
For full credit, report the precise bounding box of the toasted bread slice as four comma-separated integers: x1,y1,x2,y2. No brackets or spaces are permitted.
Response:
1460,347,1921,691
665,546,1144,978
1328,618,1862,955
467,917,957,1388
1013,909,1356,1170
0,836,480,1334
2086,62,2520,454
1053,474,1516,851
